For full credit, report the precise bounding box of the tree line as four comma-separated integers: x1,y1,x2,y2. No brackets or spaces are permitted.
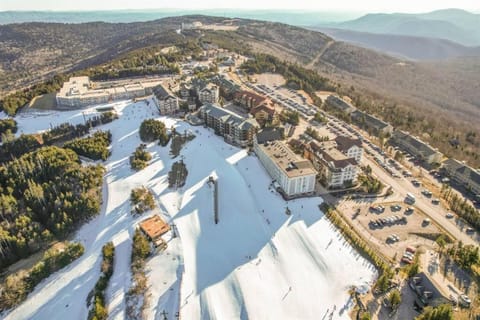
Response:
0,112,117,163
87,242,115,320
241,53,335,102
0,118,18,142
64,131,112,161
126,229,151,318
0,146,104,269
0,242,85,312
441,185,480,232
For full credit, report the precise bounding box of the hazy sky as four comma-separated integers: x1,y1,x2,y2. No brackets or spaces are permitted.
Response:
1,0,479,12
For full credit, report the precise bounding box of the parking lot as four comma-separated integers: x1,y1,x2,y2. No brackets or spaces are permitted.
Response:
338,199,441,264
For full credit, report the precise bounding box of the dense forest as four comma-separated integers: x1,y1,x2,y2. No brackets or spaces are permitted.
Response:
0,146,104,269
0,74,67,115
64,131,112,161
0,118,18,141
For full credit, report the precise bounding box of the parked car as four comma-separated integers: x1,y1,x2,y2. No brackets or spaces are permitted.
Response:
391,204,402,211
459,294,471,307
445,212,454,219
401,257,413,264
411,180,421,187
406,246,416,254
431,198,440,205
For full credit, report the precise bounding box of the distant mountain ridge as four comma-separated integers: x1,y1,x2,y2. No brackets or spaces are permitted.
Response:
331,9,480,46
312,27,480,61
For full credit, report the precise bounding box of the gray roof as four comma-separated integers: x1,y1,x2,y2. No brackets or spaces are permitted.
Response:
255,127,284,144
392,130,440,158
200,103,259,130
153,84,174,100
335,135,362,152
326,96,356,113
351,110,391,130
443,158,480,186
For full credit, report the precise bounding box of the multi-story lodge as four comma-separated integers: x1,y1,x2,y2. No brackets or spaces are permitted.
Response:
233,90,267,111
56,76,160,108
250,103,279,127
390,130,443,164
442,159,480,195
212,75,240,99
254,135,317,197
351,110,393,136
197,83,219,104
198,103,259,147
304,141,359,189
334,136,363,162
153,85,179,115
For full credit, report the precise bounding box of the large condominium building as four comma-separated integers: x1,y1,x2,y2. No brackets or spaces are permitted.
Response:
153,85,179,115
442,159,480,195
250,102,279,127
390,130,443,164
254,137,317,198
304,141,359,189
233,90,267,111
197,83,219,104
334,136,363,162
198,103,259,147
56,76,160,108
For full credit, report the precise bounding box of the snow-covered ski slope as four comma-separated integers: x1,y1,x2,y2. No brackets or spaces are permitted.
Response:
3,99,376,320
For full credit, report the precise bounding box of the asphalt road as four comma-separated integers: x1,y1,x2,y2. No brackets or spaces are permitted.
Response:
362,155,477,246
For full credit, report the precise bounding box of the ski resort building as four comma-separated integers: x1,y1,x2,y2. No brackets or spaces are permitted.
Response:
351,110,393,136
304,140,359,189
56,76,161,108
233,90,267,111
254,136,317,198
250,103,279,127
442,159,480,195
197,83,219,104
390,130,443,164
139,215,171,247
334,136,363,162
153,84,179,115
325,95,356,114
198,103,259,147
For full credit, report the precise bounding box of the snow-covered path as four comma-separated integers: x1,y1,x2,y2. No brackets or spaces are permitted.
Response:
4,99,376,320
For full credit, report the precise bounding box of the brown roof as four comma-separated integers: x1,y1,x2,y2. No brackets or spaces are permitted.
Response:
234,90,267,106
334,136,362,152
308,141,357,169
250,102,276,116
139,215,170,240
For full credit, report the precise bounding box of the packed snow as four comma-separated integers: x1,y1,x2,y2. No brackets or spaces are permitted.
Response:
4,99,376,320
